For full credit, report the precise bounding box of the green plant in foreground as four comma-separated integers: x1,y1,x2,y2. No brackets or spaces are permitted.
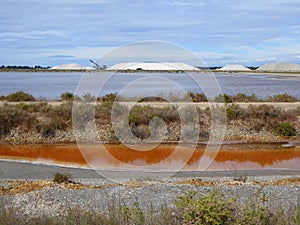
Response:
0,191,300,225
174,190,236,225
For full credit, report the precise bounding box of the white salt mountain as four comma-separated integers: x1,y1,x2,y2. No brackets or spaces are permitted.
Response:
256,62,300,72
49,63,87,70
107,62,200,71
217,64,251,71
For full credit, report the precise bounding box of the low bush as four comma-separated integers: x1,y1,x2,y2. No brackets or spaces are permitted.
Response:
98,93,117,102
174,190,236,225
14,102,52,113
0,105,38,136
48,102,72,124
232,93,259,102
267,93,297,102
274,122,297,136
185,92,208,102
60,92,74,101
214,94,233,103
5,91,35,102
53,172,71,184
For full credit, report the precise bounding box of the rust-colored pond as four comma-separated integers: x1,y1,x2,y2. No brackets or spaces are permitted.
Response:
0,143,299,171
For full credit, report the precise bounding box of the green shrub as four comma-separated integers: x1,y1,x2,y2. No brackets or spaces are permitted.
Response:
14,102,52,113
174,190,236,225
60,92,74,101
48,103,72,123
274,122,296,136
98,93,117,103
267,93,297,102
0,105,37,136
185,92,208,102
5,91,35,102
214,94,232,103
226,104,244,120
232,93,258,102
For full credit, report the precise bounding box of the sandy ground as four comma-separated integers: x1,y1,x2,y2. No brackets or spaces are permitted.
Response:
1,101,300,110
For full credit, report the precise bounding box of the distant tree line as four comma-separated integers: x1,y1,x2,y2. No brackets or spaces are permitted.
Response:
0,65,51,70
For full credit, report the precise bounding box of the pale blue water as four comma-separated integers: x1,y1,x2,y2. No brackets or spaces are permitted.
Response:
0,72,299,100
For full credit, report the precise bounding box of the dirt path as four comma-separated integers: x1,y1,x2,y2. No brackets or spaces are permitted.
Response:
1,101,299,110
1,160,299,181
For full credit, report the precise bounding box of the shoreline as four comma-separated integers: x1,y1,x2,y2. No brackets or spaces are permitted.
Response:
1,100,300,109
1,68,300,75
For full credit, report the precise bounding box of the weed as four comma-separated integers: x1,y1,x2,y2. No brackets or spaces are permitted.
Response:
53,173,71,184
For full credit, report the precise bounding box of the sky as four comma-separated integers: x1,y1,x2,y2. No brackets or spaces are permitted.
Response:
1,0,300,67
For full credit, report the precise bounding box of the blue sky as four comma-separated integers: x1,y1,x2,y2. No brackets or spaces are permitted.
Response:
1,0,300,67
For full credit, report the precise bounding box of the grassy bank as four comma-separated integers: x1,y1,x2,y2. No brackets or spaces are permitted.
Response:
0,92,299,143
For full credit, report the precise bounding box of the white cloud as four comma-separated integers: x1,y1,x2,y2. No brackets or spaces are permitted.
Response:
0,30,68,39
2,0,113,3
158,1,206,7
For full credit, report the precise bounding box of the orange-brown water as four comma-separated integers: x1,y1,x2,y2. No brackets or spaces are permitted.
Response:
0,143,299,170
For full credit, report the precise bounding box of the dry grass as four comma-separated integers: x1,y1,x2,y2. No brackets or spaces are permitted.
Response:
1,177,299,196
0,180,119,195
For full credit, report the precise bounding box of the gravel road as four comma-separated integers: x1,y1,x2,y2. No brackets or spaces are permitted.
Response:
0,161,299,220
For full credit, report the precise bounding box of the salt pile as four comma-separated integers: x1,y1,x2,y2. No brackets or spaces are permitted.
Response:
256,62,300,72
49,63,87,70
107,62,200,71
217,64,251,71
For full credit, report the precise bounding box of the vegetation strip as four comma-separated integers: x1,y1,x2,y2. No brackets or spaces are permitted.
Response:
0,91,299,144
1,176,300,196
